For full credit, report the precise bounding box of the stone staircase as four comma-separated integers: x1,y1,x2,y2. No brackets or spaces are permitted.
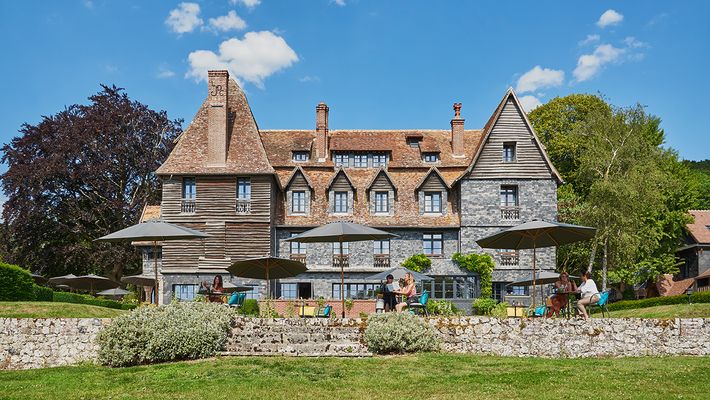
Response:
220,317,371,357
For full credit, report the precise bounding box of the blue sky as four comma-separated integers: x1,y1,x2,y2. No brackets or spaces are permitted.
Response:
0,1,708,209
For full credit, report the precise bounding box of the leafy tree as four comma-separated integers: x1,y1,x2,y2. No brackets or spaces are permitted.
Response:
452,252,494,298
1,85,182,280
401,254,431,272
685,160,710,209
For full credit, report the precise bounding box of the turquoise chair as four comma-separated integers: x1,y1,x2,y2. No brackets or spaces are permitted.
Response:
227,292,240,307
589,291,611,317
408,291,430,316
316,304,332,318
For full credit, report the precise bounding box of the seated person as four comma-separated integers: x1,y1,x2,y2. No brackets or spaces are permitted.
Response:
380,274,398,312
394,273,417,313
547,271,577,317
208,275,224,303
576,271,600,320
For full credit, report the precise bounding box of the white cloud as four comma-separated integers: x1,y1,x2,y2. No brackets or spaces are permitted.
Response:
208,10,247,32
157,65,176,79
83,0,94,9
186,31,299,88
578,34,600,46
573,44,624,82
166,3,203,34
299,75,320,83
597,9,623,28
519,95,542,113
332,0,347,6
623,36,648,48
515,66,564,93
230,0,261,8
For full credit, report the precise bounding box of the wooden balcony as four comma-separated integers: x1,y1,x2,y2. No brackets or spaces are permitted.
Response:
290,253,307,265
499,252,520,266
181,199,196,214
373,254,390,268
235,199,251,214
333,255,349,269
500,206,520,221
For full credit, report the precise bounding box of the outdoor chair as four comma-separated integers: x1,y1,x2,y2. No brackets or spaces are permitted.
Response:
589,290,611,317
228,292,246,308
407,291,430,316
315,304,332,318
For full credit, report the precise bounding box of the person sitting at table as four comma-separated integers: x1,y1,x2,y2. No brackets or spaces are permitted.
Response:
547,271,577,318
380,274,398,312
208,275,224,303
394,273,417,313
576,271,600,320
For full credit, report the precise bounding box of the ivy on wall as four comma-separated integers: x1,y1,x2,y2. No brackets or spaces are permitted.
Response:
452,252,495,298
401,254,431,273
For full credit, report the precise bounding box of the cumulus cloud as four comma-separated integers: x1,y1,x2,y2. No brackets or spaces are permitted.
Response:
578,34,600,46
157,65,176,79
623,36,648,48
519,95,542,113
515,66,564,93
573,44,624,82
230,0,260,8
333,0,347,6
597,9,623,28
166,3,203,34
208,10,247,32
186,31,299,88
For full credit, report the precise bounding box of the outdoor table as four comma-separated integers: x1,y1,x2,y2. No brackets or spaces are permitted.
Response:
198,290,227,303
552,290,580,318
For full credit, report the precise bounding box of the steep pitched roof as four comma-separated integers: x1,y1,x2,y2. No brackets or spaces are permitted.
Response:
687,210,710,244
326,168,356,191
415,167,451,191
366,168,397,193
458,88,563,184
156,78,273,175
285,166,313,190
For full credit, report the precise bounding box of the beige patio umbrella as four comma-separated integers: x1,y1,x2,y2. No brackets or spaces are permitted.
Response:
64,274,119,294
285,222,398,318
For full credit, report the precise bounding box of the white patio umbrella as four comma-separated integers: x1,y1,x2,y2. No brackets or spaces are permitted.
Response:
95,220,210,304
285,222,398,318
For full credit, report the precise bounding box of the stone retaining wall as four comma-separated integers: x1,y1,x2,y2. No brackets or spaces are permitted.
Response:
0,318,109,370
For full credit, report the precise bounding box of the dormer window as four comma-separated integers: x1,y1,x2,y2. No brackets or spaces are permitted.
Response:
372,153,388,168
334,191,349,213
353,154,368,168
334,153,349,167
503,142,516,162
406,137,422,148
424,192,442,213
423,152,439,163
292,151,309,162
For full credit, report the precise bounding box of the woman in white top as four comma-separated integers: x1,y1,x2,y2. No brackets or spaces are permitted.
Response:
576,271,600,320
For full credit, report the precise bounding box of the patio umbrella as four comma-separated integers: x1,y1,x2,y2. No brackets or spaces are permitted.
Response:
64,274,119,293
95,220,210,304
286,221,398,318
31,273,47,284
48,274,77,286
222,281,256,293
120,274,156,287
96,287,130,299
228,257,307,298
476,220,596,307
366,267,434,282
506,271,579,287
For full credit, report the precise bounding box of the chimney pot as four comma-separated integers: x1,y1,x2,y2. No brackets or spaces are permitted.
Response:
451,102,465,157
315,102,329,161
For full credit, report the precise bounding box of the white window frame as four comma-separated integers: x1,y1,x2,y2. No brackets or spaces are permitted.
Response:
424,191,442,213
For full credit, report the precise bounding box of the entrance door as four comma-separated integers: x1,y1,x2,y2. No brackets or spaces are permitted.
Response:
297,282,312,299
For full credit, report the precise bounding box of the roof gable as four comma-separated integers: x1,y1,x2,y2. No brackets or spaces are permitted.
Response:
326,168,356,192
687,210,710,244
285,166,313,191
366,168,397,193
416,167,451,191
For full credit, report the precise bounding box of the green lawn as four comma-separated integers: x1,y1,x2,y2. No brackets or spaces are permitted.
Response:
593,303,710,319
0,302,127,318
2,354,708,399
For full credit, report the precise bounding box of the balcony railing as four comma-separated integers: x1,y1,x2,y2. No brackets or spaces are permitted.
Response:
374,254,390,269
181,199,196,214
333,255,349,269
500,206,520,221
290,253,306,265
499,252,520,266
236,199,251,214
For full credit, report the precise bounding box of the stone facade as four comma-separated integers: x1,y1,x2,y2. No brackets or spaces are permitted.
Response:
0,318,109,370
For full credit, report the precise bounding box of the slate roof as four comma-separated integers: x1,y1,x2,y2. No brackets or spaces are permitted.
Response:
687,210,710,244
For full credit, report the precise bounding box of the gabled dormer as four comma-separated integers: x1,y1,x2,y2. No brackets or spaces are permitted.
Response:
285,166,313,216
366,168,397,216
416,167,450,216
326,168,356,215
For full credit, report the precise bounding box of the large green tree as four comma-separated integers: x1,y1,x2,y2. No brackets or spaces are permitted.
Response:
1,85,182,280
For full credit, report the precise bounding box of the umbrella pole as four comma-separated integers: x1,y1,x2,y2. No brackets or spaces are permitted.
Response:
153,241,159,305
266,261,270,299
340,240,345,319
532,243,537,309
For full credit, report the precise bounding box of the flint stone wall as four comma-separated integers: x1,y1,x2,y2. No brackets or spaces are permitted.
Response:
0,318,109,370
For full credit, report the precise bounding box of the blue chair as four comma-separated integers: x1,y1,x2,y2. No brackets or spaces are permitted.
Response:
408,291,430,316
590,291,611,317
227,292,240,307
532,304,547,317
316,304,331,318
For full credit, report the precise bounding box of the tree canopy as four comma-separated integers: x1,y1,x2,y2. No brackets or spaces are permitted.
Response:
1,85,182,280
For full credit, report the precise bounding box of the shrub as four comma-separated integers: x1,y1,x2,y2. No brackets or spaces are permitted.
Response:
426,299,463,316
364,312,440,354
52,291,134,310
238,299,259,316
489,301,509,318
0,263,35,301
471,297,498,315
96,302,235,367
604,292,710,312
401,254,431,272
32,284,54,302
452,253,495,298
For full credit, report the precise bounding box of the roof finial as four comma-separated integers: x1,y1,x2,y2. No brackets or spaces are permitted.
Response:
453,103,462,118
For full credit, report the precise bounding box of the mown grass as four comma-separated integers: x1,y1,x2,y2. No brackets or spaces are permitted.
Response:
0,301,127,318
1,354,708,400
594,302,710,319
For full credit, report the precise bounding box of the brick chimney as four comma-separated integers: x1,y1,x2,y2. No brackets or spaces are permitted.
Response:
206,70,229,166
315,102,329,162
451,102,465,157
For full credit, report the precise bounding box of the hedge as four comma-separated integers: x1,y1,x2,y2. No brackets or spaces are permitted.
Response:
0,263,35,301
32,284,54,301
52,291,136,310
606,291,710,312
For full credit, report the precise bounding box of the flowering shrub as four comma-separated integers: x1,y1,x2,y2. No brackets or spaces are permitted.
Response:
96,302,235,367
364,312,440,354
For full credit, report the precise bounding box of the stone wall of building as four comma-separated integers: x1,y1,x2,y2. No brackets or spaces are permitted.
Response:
0,318,109,370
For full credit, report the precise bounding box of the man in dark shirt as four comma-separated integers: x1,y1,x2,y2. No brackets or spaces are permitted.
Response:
381,274,398,312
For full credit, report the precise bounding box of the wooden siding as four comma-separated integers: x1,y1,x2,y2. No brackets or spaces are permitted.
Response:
287,171,310,191
330,173,354,192
419,173,447,192
468,99,554,179
161,175,273,223
370,173,394,191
